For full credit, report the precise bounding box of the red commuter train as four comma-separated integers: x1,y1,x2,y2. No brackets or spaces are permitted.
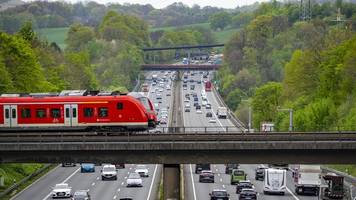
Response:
0,91,157,132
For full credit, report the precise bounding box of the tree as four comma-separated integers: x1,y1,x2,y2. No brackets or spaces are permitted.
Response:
209,12,231,31
0,55,14,93
252,82,282,129
65,23,95,52
17,21,36,42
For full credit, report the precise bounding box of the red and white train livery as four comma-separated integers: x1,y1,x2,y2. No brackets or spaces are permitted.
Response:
0,92,157,131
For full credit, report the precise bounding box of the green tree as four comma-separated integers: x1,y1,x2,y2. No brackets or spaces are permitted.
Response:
0,55,14,92
252,82,282,129
209,12,231,31
65,23,95,52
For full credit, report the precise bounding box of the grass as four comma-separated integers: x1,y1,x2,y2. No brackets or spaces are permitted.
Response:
34,22,239,50
149,23,239,44
327,165,356,177
36,27,69,50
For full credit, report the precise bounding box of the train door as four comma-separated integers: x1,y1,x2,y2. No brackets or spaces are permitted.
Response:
3,105,18,127
64,104,78,127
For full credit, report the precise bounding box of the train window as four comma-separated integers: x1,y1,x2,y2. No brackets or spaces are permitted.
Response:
65,108,70,118
83,108,93,117
51,109,61,118
117,102,124,110
5,109,9,119
73,108,77,118
36,109,46,118
12,109,16,118
21,108,31,118
99,107,108,118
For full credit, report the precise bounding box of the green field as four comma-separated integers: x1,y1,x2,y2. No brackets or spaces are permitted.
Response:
150,22,239,43
36,27,69,50
35,23,238,50
328,165,356,177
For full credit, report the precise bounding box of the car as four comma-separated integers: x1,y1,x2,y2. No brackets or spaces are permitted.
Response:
101,164,118,180
194,97,199,102
199,170,214,183
135,165,149,177
61,163,76,167
80,163,95,173
231,169,247,185
51,183,72,198
190,85,195,90
159,88,163,92
189,79,194,83
197,80,202,84
115,164,125,169
127,173,143,187
196,110,202,114
119,198,133,200
209,189,230,200
151,90,155,93
72,190,91,200
160,118,168,125
166,93,171,96
225,164,239,174
209,118,217,123
236,180,254,194
184,99,190,103
239,188,257,200
206,112,213,117
196,105,201,110
206,104,212,109
195,164,211,174
255,165,267,181
185,108,190,112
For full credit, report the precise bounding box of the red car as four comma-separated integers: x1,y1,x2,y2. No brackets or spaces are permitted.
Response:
0,91,157,132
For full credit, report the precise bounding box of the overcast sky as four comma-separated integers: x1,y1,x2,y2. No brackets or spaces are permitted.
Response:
30,0,269,8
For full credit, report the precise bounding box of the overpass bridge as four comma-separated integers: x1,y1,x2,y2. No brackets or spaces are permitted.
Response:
0,131,355,164
142,44,225,51
141,64,221,70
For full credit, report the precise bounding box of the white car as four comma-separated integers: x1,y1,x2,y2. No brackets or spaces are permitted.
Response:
127,173,143,187
135,165,149,177
101,164,118,180
51,183,72,198
184,99,190,103
196,110,202,114
209,118,217,123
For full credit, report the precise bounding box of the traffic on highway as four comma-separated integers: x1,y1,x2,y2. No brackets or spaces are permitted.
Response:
8,69,350,200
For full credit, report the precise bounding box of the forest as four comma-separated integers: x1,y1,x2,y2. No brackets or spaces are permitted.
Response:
216,0,356,131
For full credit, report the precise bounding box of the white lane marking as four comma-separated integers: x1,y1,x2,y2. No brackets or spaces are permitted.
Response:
220,178,222,182
41,167,80,200
121,182,124,185
286,187,300,200
10,165,60,200
146,164,158,200
91,182,95,186
113,195,117,199
124,176,127,179
222,185,226,189
117,188,120,192
96,177,99,180
189,164,197,200
218,174,220,177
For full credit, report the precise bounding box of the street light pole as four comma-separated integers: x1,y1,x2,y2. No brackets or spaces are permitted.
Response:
242,99,252,132
277,108,294,131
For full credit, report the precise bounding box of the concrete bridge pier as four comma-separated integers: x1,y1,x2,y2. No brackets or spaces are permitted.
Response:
163,164,180,200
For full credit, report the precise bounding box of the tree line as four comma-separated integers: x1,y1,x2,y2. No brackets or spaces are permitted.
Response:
217,0,356,131
0,10,150,93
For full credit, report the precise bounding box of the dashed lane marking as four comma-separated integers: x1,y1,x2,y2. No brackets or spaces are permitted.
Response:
189,164,197,200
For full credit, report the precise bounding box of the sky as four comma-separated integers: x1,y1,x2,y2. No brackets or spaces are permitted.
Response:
32,0,269,8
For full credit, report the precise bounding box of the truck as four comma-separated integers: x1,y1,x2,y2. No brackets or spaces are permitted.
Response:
320,173,344,200
263,168,287,195
261,122,274,132
293,165,321,196
152,74,157,81
217,107,227,119
205,81,212,91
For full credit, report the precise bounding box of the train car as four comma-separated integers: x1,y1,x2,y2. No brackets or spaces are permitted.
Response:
0,91,157,132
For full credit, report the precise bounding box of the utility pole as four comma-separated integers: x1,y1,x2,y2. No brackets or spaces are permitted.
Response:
242,99,252,132
300,0,312,21
277,108,294,132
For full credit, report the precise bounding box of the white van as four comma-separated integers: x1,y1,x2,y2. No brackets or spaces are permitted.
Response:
263,168,286,195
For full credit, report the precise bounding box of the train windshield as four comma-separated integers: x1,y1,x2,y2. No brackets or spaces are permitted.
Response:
138,97,153,111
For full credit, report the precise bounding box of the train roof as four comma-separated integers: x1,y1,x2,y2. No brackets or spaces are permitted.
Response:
0,95,136,104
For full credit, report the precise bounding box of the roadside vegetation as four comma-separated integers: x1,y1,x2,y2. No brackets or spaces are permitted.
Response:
216,0,356,132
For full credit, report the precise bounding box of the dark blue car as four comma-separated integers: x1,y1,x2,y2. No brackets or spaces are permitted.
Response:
81,163,95,173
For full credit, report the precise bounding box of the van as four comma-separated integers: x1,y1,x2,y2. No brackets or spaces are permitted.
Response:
263,168,287,195
231,169,247,185
195,164,211,174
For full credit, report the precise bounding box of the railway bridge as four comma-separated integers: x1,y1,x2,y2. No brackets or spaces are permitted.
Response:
0,131,355,164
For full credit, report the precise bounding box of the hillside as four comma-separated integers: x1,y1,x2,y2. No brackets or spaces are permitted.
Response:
0,0,24,11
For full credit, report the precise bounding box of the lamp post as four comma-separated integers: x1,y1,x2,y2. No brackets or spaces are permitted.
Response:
277,107,293,132
241,99,252,132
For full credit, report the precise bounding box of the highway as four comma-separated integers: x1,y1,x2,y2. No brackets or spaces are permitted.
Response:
11,71,169,200
181,71,319,200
